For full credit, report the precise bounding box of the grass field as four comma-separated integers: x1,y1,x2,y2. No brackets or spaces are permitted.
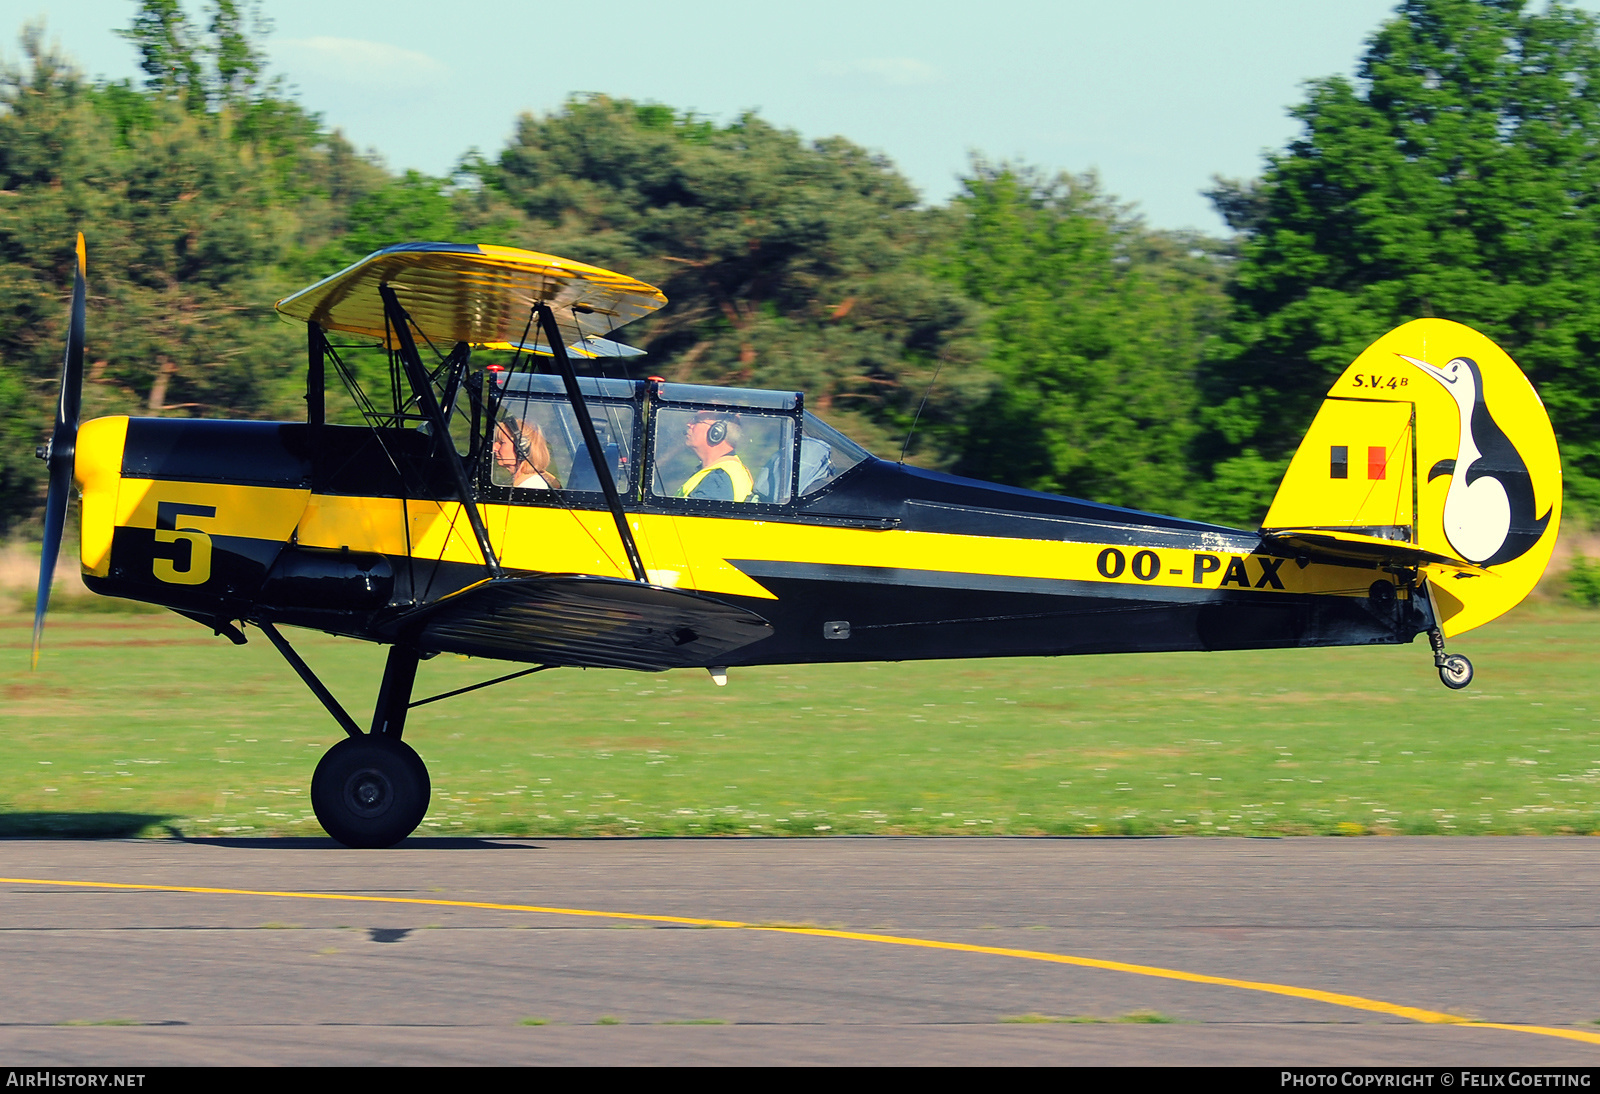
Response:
1,600,1597,839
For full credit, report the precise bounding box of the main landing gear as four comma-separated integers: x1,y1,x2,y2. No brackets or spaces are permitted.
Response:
257,627,432,848
255,625,552,846
308,645,431,848
310,734,430,849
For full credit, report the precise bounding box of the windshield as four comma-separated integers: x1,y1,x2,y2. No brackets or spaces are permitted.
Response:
798,412,872,495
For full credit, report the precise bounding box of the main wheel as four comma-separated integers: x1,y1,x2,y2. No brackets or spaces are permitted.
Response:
1438,653,1474,691
311,735,431,848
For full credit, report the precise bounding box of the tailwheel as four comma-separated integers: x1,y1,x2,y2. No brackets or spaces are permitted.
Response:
311,735,431,848
1437,653,1474,691
1426,624,1473,691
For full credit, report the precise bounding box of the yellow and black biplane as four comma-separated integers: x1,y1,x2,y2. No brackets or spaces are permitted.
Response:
32,237,1563,846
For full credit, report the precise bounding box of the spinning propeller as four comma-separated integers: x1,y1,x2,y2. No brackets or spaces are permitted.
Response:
32,234,86,669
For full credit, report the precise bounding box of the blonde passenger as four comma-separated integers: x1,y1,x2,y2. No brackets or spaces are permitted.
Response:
493,417,562,490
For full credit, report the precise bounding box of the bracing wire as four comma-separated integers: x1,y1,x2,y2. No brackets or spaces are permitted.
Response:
899,359,946,464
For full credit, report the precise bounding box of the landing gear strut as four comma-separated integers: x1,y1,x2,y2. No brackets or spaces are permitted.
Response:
1428,625,1474,691
257,625,432,847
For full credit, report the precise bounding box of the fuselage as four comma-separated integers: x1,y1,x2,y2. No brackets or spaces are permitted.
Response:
74,383,1431,669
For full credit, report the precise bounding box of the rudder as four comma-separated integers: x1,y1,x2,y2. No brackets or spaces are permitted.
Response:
1262,319,1561,637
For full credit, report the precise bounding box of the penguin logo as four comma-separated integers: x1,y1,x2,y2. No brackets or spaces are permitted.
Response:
1398,353,1551,567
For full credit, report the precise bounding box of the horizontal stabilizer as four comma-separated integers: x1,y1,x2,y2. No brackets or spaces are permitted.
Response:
1260,528,1488,574
388,574,772,671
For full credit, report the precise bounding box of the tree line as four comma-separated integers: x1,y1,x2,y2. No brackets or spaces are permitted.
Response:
1,0,1597,535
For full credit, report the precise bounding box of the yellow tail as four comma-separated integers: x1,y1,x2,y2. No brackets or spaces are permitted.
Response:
1263,319,1561,637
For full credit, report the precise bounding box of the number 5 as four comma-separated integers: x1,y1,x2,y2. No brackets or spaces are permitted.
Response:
153,501,216,586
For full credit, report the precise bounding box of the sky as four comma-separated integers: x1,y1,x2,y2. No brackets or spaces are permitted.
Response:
4,1,1595,233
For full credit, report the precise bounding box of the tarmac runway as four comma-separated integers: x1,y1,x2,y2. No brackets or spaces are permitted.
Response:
1,836,1598,1066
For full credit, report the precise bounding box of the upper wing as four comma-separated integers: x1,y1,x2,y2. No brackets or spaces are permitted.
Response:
275,242,666,348
385,574,773,671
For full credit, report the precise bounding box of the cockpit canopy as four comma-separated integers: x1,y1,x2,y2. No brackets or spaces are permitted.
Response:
492,374,871,504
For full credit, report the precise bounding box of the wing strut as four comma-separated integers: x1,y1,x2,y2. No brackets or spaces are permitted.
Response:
536,302,649,584
306,322,325,432
379,285,503,579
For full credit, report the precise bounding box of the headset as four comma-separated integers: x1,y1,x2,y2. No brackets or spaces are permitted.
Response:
705,419,728,447
499,418,533,465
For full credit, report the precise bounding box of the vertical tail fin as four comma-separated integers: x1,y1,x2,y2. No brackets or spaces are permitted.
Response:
1262,319,1561,637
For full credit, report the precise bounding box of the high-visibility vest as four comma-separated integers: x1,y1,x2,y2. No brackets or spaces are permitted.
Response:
678,455,753,502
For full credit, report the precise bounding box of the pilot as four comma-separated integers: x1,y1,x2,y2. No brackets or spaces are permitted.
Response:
677,411,752,502
493,416,562,490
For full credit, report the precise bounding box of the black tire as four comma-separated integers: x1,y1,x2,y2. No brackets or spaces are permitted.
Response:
1438,653,1474,691
311,735,431,848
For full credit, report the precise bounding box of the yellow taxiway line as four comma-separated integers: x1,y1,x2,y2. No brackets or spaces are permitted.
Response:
4,874,1598,1047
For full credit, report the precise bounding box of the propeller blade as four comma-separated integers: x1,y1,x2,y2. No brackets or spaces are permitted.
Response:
32,234,86,669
